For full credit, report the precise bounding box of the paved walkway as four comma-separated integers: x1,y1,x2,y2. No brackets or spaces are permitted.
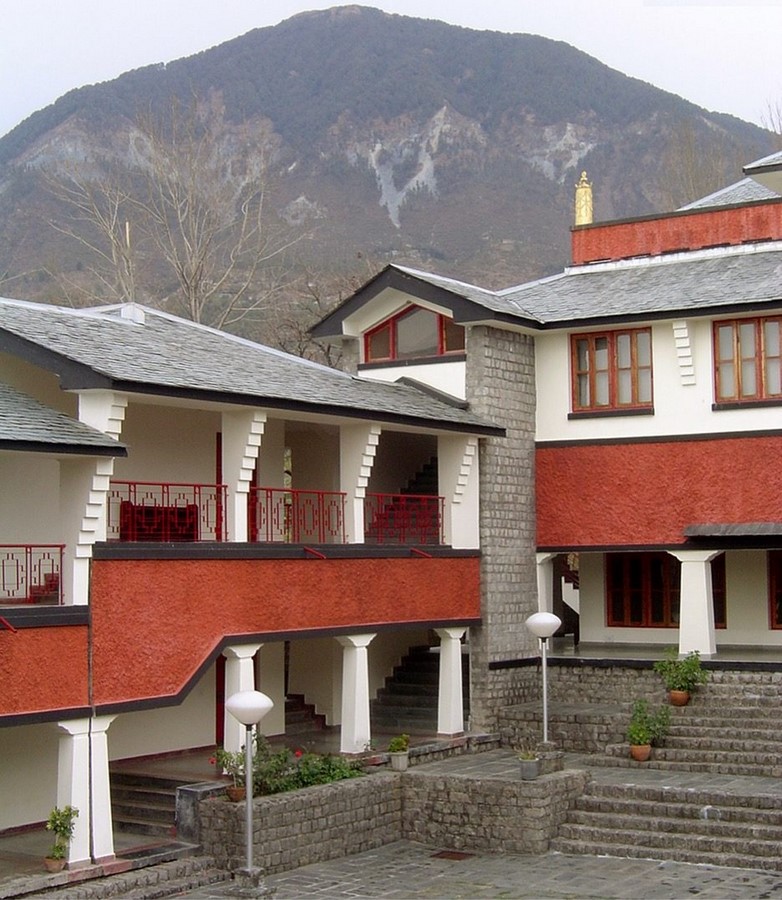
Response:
174,841,782,899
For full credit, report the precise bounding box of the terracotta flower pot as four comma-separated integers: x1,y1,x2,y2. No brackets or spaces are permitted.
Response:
669,689,690,706
226,785,246,802
629,743,652,762
44,857,66,873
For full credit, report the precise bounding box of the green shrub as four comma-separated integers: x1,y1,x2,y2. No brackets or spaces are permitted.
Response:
251,733,364,796
626,699,670,746
653,648,709,692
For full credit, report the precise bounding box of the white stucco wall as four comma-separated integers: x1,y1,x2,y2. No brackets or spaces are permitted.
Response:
108,668,216,760
0,455,61,544
112,403,220,485
535,318,782,443
359,360,466,400
0,723,59,830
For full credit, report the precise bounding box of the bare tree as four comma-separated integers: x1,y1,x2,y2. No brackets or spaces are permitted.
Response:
48,170,138,305
657,121,745,211
761,99,782,149
47,98,301,330
265,255,378,367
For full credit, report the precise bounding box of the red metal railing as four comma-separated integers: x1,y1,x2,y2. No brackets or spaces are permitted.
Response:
0,545,64,605
364,493,444,545
249,487,346,544
108,481,227,542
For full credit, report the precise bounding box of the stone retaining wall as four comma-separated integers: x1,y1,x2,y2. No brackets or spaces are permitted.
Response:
196,763,587,874
403,768,589,855
200,773,402,874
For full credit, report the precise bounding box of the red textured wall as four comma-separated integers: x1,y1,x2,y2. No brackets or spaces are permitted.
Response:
90,556,480,705
536,435,782,548
572,202,782,264
0,627,88,716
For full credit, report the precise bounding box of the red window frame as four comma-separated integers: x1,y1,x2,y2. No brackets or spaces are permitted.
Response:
364,306,465,363
571,328,653,412
714,316,782,402
606,552,726,628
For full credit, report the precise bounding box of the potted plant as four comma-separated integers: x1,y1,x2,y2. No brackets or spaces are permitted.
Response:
214,747,246,801
517,746,541,781
44,805,78,872
627,699,670,761
387,733,410,772
653,648,708,705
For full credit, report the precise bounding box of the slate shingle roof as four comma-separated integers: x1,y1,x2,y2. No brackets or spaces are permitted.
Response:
0,380,125,454
499,243,782,324
0,298,499,435
381,242,782,328
678,177,780,211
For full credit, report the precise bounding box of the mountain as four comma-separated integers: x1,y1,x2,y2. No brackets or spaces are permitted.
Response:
0,5,775,316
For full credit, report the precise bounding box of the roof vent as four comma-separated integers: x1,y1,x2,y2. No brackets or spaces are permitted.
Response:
120,303,145,325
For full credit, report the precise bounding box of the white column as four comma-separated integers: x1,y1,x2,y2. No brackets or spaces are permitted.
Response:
221,410,266,542
438,436,479,549
336,634,376,753
669,549,721,657
340,424,381,543
56,719,92,868
536,553,558,614
435,627,467,735
223,643,262,752
89,715,116,863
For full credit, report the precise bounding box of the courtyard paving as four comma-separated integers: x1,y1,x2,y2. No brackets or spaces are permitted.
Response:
175,840,782,899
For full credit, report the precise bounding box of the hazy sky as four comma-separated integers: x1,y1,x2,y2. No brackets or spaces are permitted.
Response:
2,0,781,139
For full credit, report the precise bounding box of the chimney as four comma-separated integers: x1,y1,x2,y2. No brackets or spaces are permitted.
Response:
574,171,593,226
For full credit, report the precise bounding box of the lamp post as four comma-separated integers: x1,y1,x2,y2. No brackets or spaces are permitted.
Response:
225,690,273,881
525,612,561,744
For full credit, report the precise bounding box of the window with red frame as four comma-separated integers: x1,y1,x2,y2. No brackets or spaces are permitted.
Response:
606,552,726,628
364,306,465,363
769,551,782,628
571,328,652,412
714,316,782,402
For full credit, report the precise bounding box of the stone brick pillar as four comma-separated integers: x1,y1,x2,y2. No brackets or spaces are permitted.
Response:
465,325,539,730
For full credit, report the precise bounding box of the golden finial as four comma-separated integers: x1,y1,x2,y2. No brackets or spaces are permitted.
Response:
574,171,593,226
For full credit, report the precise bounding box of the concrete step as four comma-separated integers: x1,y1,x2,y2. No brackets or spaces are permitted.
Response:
666,724,782,740
574,795,782,826
565,809,782,842
112,798,177,825
550,837,782,873
555,822,782,860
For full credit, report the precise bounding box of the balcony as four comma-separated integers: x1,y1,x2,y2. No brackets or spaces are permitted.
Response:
249,487,346,544
364,493,444,545
0,545,63,606
108,481,227,542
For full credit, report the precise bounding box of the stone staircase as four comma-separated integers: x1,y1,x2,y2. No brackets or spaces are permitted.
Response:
285,693,328,735
110,772,180,838
552,780,782,872
601,682,782,777
371,644,469,735
553,678,782,870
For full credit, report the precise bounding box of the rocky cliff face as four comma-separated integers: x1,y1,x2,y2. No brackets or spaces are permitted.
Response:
0,5,774,308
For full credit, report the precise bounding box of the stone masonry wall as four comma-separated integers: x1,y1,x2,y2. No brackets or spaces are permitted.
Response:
466,325,539,729
197,765,588,874
199,774,401,874
403,768,589,855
